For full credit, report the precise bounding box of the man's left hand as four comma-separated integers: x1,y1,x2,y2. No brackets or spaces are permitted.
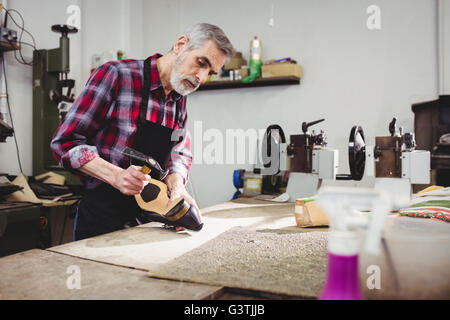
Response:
164,173,202,231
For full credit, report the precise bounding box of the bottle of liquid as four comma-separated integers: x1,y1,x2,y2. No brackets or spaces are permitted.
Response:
319,231,363,300
242,36,263,83
316,186,391,300
250,36,262,61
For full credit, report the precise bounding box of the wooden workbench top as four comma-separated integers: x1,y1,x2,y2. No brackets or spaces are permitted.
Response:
0,249,223,300
47,199,298,271
3,197,446,300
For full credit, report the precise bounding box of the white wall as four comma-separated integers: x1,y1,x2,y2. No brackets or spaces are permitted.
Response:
0,0,444,210
80,0,145,84
147,0,439,208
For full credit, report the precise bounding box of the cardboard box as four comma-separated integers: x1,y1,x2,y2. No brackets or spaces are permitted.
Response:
224,52,247,70
294,198,330,227
261,62,302,78
235,68,248,78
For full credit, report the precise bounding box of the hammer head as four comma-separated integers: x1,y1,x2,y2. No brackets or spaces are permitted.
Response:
121,147,169,180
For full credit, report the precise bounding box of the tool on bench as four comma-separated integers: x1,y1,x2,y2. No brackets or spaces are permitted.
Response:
121,147,203,231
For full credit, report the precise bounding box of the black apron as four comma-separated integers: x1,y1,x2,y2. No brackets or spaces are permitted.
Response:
74,56,183,241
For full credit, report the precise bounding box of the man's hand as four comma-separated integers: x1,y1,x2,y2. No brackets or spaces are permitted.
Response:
113,165,150,195
165,173,202,231
79,157,150,195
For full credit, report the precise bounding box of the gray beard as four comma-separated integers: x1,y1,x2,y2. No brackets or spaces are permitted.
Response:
170,55,200,96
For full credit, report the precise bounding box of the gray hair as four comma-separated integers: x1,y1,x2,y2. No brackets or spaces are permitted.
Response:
181,23,235,58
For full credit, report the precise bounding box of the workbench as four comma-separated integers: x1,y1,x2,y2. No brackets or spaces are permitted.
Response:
0,197,449,300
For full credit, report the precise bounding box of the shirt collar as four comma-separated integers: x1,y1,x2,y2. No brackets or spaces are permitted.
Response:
149,53,183,102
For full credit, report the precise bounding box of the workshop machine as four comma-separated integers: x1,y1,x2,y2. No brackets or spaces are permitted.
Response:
0,114,39,257
0,118,13,142
337,118,430,207
336,125,374,182
373,117,430,204
285,119,339,200
412,96,450,187
32,24,78,177
233,124,288,198
1,117,40,257
233,120,339,201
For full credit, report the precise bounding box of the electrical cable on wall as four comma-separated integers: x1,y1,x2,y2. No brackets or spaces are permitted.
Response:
0,5,37,174
1,53,23,173
1,6,37,66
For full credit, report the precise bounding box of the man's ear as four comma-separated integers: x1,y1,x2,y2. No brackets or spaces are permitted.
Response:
173,35,189,55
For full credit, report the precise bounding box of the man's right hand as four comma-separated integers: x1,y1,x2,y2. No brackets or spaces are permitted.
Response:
113,165,151,195
79,157,150,195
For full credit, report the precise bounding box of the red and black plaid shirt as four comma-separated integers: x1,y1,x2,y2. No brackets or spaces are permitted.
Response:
51,54,192,188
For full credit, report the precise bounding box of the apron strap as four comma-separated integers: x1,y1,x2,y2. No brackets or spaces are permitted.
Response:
139,56,152,123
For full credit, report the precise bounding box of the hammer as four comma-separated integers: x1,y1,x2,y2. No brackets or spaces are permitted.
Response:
121,147,203,231
121,147,169,180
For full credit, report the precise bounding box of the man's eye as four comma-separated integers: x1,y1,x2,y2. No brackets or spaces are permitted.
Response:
198,60,205,67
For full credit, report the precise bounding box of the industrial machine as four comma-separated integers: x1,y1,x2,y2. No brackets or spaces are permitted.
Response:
33,24,78,176
373,117,430,204
0,118,13,142
285,119,339,200
412,96,450,187
121,147,203,231
336,118,430,207
336,125,374,181
233,120,339,201
232,124,288,198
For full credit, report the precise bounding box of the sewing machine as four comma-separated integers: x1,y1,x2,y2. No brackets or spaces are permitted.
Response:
334,119,430,207
285,119,339,201
373,118,430,206
232,124,288,198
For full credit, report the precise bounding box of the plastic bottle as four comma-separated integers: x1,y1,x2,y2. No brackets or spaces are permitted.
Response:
316,186,391,300
250,36,262,61
242,36,263,83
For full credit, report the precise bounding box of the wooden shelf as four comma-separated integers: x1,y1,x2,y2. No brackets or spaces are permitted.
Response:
197,76,300,91
0,40,20,52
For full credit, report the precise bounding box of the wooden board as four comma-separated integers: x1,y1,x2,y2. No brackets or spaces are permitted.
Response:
48,200,298,271
197,76,300,91
0,249,223,300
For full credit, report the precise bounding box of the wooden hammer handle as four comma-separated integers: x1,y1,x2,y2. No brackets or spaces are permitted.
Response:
141,166,151,176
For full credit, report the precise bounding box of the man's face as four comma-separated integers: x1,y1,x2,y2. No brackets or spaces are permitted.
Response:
170,40,226,96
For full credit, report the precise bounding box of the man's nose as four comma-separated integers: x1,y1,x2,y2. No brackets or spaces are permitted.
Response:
196,69,210,84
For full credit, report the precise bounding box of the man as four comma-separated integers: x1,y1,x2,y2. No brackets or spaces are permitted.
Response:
51,23,234,240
